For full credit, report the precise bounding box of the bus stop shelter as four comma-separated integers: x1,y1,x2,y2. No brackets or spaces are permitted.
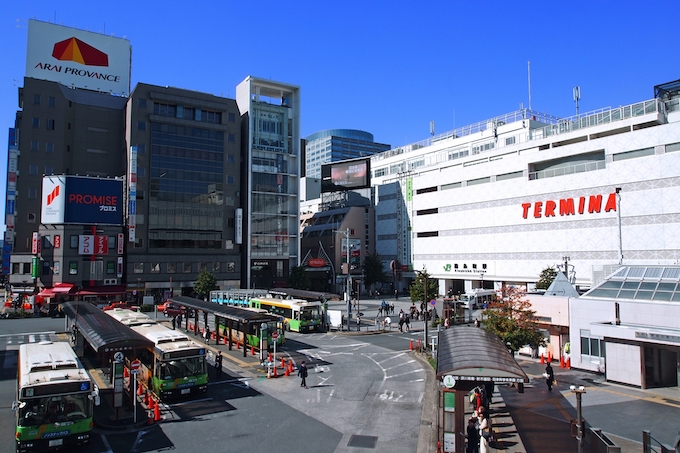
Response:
436,326,529,453
168,295,282,357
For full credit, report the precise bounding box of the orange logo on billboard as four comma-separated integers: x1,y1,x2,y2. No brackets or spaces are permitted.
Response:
46,185,60,205
52,37,108,67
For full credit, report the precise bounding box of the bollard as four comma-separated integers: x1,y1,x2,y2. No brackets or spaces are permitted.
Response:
153,403,161,422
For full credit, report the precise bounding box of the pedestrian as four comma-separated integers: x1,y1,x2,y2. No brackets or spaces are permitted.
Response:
444,316,450,329
298,360,308,388
474,319,480,328
466,416,480,453
394,289,398,300
204,325,211,344
545,362,555,391
473,387,483,412
405,315,410,332
214,351,223,379
390,302,395,314
674,428,680,453
478,409,492,453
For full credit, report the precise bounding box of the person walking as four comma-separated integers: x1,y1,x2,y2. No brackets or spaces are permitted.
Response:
298,360,309,388
545,362,555,391
478,409,491,453
214,351,223,379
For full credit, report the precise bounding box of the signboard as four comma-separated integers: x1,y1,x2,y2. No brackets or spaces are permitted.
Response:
443,375,456,388
42,176,123,225
32,232,41,254
26,20,131,95
321,157,371,193
272,332,279,340
130,359,141,373
78,235,108,255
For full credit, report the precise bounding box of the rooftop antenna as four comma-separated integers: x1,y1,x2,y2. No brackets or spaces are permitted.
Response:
527,61,532,111
430,121,435,137
573,86,581,117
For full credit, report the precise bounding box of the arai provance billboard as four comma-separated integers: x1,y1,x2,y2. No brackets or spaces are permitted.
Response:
25,20,131,95
321,157,371,193
41,176,123,226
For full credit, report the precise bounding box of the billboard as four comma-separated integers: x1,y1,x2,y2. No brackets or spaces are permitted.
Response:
41,176,124,225
25,20,131,95
321,158,371,193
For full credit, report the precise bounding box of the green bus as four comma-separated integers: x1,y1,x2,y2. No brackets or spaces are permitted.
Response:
105,309,208,400
14,341,100,452
250,297,323,333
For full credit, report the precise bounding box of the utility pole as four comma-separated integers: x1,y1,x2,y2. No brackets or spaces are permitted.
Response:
334,228,353,331
423,273,428,351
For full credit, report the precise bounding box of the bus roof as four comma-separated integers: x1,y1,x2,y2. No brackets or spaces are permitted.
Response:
19,342,90,389
105,308,155,326
252,297,321,308
129,323,199,350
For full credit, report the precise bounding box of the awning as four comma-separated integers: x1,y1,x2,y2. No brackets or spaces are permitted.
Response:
37,288,56,297
11,286,35,294
53,283,77,294
77,285,127,296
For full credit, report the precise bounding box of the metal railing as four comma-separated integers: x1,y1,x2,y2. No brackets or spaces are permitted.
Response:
642,430,674,453
528,160,606,181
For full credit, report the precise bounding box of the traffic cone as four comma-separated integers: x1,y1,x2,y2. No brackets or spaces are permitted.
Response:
548,351,552,362
251,345,255,356
268,352,273,363
285,366,290,377
287,361,294,375
137,382,144,395
540,353,545,364
153,403,161,422
566,357,571,369
125,367,130,378
272,365,278,378
560,356,565,368
148,396,155,410
281,357,285,369
409,340,413,351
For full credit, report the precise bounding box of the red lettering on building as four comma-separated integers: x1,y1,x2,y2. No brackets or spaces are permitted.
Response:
523,192,617,219
68,194,117,205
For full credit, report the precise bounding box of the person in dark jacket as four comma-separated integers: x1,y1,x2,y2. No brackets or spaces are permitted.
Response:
214,351,223,379
545,362,555,391
298,361,309,388
466,416,480,453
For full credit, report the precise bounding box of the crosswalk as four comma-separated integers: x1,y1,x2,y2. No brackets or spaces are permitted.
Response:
0,331,58,351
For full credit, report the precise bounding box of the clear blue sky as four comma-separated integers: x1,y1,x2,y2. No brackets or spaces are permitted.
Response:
2,0,680,207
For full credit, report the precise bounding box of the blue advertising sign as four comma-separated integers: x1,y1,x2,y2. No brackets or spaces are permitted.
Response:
6,200,14,215
64,178,123,225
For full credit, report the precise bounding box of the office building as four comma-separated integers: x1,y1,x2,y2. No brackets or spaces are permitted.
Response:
304,129,389,179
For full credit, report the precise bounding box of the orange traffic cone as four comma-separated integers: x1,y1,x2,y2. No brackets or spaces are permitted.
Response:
137,382,144,395
560,356,565,368
268,352,273,363
540,353,545,364
281,358,285,369
548,351,552,362
153,403,161,422
566,357,571,369
285,366,290,377
148,396,155,410
409,340,413,350
272,365,278,378
251,345,255,356
417,339,421,349
287,361,294,375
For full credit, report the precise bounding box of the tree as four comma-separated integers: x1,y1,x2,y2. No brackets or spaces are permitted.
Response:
193,269,217,300
409,268,439,303
482,285,546,353
288,265,310,289
362,253,388,291
536,266,558,290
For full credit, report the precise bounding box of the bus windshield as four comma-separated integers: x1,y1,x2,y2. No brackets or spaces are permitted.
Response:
300,306,320,321
160,357,206,380
18,393,92,426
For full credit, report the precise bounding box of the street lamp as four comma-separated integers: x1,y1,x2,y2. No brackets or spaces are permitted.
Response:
570,385,586,453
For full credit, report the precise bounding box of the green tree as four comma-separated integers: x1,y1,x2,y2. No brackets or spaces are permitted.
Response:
193,269,217,300
409,268,439,303
362,253,388,291
535,266,558,290
482,285,545,353
288,265,310,289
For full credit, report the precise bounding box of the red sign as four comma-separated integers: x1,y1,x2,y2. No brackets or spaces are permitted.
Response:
130,359,141,371
272,332,279,340
95,235,108,255
522,192,617,219
32,232,40,254
308,258,326,268
117,233,124,254
54,235,61,248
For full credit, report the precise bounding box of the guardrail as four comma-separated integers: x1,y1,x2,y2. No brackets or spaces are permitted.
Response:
642,430,674,453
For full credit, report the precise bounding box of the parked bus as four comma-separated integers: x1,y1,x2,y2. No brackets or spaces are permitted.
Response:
249,297,323,333
14,341,100,452
215,306,285,349
210,289,268,307
459,289,496,309
104,309,208,400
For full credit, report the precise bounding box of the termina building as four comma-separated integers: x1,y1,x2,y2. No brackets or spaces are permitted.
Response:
371,78,680,295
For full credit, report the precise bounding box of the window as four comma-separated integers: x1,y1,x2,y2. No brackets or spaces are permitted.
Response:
32,118,40,128
666,142,680,153
47,119,55,130
22,263,31,274
45,142,54,153
226,175,235,185
612,147,655,162
137,144,146,154
167,263,176,273
505,136,516,146
137,167,145,177
28,188,38,199
53,261,60,275
133,262,144,273
417,231,439,238
107,261,115,274
227,154,235,163
199,262,207,272
30,141,39,151
69,261,78,275
183,262,192,273
29,165,38,175
212,262,221,272
151,263,160,273
580,329,605,358
33,94,41,104
42,261,51,275
134,239,144,248
44,166,53,175
70,235,78,248
48,96,56,107
137,121,146,131
138,99,147,108
227,262,235,272
27,213,36,224
228,112,236,122
228,133,235,143
42,235,51,249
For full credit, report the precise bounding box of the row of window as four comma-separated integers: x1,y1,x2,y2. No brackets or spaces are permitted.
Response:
33,94,57,107
30,141,55,152
31,118,56,130
11,260,237,277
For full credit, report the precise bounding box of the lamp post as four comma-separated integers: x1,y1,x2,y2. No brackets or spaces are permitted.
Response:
137,277,141,305
334,228,353,331
570,385,586,453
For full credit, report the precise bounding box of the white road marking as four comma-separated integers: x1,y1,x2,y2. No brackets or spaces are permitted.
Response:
100,434,114,453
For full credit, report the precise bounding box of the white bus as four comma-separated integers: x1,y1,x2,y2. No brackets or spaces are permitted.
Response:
14,341,100,452
459,289,496,309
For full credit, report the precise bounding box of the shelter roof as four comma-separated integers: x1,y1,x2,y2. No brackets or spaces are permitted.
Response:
436,326,529,383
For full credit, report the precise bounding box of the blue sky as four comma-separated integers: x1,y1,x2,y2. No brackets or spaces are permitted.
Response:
2,0,680,214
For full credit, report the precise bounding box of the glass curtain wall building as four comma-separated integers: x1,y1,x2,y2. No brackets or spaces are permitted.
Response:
236,77,301,289
304,129,390,179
